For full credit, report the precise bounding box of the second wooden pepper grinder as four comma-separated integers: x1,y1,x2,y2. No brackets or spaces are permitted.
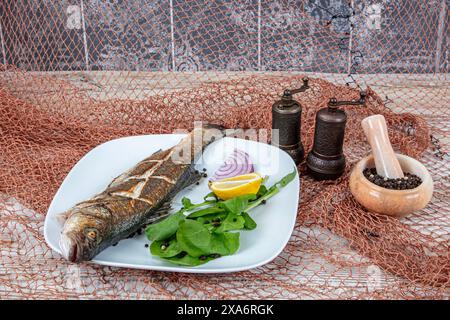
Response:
271,77,310,164
306,91,366,180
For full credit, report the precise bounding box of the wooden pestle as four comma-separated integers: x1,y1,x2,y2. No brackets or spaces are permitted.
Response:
361,115,404,178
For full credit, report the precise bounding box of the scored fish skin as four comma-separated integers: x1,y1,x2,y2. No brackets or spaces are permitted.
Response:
59,125,224,262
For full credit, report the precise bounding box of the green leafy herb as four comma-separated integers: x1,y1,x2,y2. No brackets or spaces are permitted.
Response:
196,212,227,223
147,168,297,266
256,185,268,197
181,197,193,209
150,238,182,258
203,192,218,201
210,232,240,256
220,194,256,214
145,211,185,241
161,253,213,266
241,212,257,230
176,220,212,257
246,168,297,212
187,206,225,218
214,213,245,233
269,167,297,191
181,199,216,212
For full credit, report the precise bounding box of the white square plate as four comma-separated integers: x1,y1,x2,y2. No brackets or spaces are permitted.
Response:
44,135,299,273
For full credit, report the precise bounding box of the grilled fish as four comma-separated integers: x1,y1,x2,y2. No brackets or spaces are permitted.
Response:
59,125,224,262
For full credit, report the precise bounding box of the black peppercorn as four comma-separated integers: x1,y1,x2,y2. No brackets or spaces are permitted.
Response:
363,168,422,190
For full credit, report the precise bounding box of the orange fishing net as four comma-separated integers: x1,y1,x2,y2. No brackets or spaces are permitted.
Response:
0,1,448,299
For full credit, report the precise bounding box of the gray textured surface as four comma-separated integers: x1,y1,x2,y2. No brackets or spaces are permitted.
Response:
0,0,448,73
261,1,350,72
174,0,258,71
1,1,86,71
85,0,172,71
352,0,444,73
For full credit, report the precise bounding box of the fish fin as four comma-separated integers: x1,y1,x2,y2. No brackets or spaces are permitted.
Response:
145,200,173,225
179,167,203,190
143,167,202,226
155,200,172,216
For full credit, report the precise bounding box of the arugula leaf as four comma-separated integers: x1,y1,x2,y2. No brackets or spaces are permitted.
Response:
196,212,228,232
256,185,268,197
176,220,211,257
145,211,185,241
203,192,218,201
246,169,297,212
180,198,217,212
196,212,227,223
210,232,240,256
147,169,297,267
269,168,297,191
220,194,257,214
214,213,245,233
241,212,257,230
223,232,240,254
196,217,207,224
150,238,182,258
187,206,225,218
278,168,297,187
181,197,193,209
161,253,213,266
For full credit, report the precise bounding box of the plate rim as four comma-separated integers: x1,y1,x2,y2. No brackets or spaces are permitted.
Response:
44,134,299,273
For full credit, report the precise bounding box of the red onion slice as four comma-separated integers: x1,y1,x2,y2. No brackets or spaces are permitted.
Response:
210,149,254,181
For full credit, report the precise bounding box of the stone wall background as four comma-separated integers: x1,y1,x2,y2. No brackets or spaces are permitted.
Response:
0,0,447,73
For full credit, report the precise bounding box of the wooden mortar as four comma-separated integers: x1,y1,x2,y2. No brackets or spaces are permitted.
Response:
349,115,433,217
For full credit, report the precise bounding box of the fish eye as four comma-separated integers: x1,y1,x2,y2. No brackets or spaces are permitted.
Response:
84,228,98,241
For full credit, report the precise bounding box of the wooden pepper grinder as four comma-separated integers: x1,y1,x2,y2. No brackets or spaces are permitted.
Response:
271,77,310,164
306,91,366,180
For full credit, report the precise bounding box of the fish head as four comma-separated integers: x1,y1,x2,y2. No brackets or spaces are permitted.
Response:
59,205,110,262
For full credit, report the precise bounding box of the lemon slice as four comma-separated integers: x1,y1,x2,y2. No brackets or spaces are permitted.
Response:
209,173,263,200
